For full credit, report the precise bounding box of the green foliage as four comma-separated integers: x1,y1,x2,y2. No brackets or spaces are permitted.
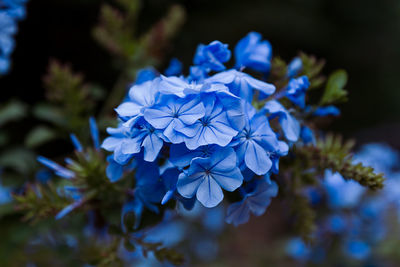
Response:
299,52,326,89
24,125,58,148
297,134,385,190
320,70,348,105
14,183,70,222
0,100,28,127
42,60,103,133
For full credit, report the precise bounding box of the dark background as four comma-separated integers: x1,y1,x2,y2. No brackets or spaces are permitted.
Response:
2,0,400,146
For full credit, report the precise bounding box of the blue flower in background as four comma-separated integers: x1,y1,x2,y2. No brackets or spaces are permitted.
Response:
313,105,340,117
285,76,310,108
287,57,303,78
226,179,278,226
164,58,182,77
323,170,365,209
193,40,231,72
207,69,275,102
300,126,315,145
286,238,310,261
0,0,28,74
144,95,205,144
177,147,243,208
135,67,158,85
344,240,370,260
263,100,300,142
235,32,272,73
232,103,279,175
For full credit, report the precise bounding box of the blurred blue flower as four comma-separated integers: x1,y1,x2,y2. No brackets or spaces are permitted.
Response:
235,32,272,73
287,57,303,78
193,40,231,72
226,180,278,226
313,105,340,117
164,58,183,76
286,238,310,260
285,76,310,108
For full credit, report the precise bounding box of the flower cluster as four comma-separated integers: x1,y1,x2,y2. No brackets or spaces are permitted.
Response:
102,32,316,227
0,0,29,74
287,143,400,263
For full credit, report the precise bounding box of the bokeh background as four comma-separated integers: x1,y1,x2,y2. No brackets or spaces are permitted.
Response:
1,0,400,265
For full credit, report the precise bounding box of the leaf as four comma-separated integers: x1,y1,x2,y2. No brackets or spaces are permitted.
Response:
33,104,66,126
0,147,37,174
25,126,58,148
320,70,348,105
0,101,28,127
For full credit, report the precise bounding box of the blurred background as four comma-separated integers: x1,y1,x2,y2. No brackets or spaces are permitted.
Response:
2,0,400,143
1,0,400,266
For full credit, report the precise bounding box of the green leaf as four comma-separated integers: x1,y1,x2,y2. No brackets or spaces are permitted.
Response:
0,147,37,174
33,104,66,126
25,126,58,148
320,70,348,105
0,101,28,127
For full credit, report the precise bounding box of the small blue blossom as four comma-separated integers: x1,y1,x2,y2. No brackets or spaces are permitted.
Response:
115,78,160,127
235,32,272,73
285,238,310,260
323,170,365,209
226,180,278,226
144,95,205,144
285,76,310,108
177,147,243,208
344,240,370,260
263,100,300,142
37,156,75,179
207,69,275,102
287,57,303,78
300,126,315,145
164,58,182,76
232,103,279,175
193,40,231,72
178,95,239,149
313,105,340,117
135,67,158,85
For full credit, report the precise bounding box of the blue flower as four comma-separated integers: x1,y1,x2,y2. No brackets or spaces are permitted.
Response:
225,180,278,226
164,58,182,76
177,147,243,208
193,40,231,72
270,141,289,174
323,170,365,209
207,69,275,102
115,78,160,127
122,161,165,230
285,238,310,260
102,120,164,164
313,105,340,117
144,95,205,144
235,32,272,73
287,57,303,78
285,76,310,108
189,65,208,82
300,126,315,145
178,94,239,150
0,12,16,74
169,144,219,168
344,240,370,260
263,100,300,142
159,75,227,98
135,67,158,85
232,103,279,175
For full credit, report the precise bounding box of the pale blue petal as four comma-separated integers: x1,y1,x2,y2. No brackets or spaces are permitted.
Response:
196,176,224,208
177,172,204,199
245,140,272,175
225,201,250,226
142,134,163,162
